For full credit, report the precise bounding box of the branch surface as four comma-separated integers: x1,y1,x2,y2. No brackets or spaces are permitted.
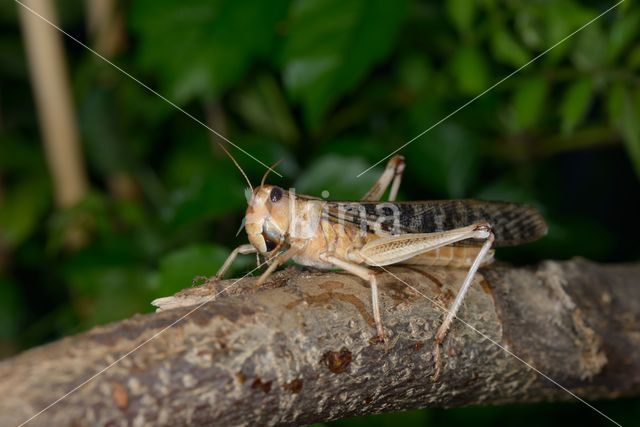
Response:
1,259,639,426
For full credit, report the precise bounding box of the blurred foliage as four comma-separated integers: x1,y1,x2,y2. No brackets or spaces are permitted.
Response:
0,0,639,424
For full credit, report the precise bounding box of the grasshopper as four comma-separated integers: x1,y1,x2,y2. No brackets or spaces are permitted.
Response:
216,147,547,352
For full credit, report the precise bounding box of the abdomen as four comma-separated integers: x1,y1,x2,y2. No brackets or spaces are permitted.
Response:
391,199,548,247
402,245,495,268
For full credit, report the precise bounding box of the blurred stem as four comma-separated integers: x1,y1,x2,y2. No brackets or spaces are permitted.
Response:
543,67,640,86
0,88,4,132
17,0,89,208
317,82,405,141
0,175,5,274
258,74,300,145
494,126,619,161
86,0,139,202
203,99,228,153
535,126,619,158
85,0,125,57
133,169,166,211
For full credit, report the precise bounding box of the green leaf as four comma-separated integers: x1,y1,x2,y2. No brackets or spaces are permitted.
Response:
47,192,111,254
156,244,230,295
545,0,594,64
606,82,625,125
282,0,408,128
295,154,380,200
163,166,246,230
398,54,431,94
491,30,531,68
0,179,49,247
0,137,47,174
80,88,131,175
131,0,289,103
514,5,544,50
572,22,608,71
230,74,300,144
449,46,489,95
513,76,548,129
406,123,479,198
84,267,153,326
629,44,640,70
609,9,640,61
560,77,593,134
446,0,476,33
476,175,539,206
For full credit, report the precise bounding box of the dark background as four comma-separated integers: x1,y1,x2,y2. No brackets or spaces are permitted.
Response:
1,0,639,425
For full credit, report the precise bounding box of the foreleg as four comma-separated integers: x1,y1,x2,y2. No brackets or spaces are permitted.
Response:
215,244,257,280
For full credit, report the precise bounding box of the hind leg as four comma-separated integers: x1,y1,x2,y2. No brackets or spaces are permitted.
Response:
361,155,405,202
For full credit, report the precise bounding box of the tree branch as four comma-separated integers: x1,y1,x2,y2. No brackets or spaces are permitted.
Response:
1,259,639,426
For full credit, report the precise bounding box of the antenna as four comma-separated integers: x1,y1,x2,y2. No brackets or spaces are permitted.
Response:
260,159,283,187
217,143,253,192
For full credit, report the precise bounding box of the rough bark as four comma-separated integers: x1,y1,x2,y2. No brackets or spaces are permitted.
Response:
1,259,639,427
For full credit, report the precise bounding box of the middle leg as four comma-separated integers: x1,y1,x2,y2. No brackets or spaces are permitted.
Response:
256,246,301,285
319,252,386,341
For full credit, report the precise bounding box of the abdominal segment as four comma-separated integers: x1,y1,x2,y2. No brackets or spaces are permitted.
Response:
401,244,495,268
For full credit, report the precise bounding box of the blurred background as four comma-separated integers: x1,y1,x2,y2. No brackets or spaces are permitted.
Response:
1,0,639,425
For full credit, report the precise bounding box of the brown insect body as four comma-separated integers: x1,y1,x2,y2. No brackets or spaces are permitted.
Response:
245,188,546,269
216,153,547,375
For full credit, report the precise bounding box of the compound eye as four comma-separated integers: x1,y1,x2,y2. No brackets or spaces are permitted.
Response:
264,238,277,252
270,187,283,203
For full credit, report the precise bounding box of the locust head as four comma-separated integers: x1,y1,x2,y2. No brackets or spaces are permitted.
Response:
217,143,298,255
245,185,291,254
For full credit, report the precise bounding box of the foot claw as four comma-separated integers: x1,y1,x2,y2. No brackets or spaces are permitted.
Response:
369,331,388,347
431,343,443,382
192,275,211,286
